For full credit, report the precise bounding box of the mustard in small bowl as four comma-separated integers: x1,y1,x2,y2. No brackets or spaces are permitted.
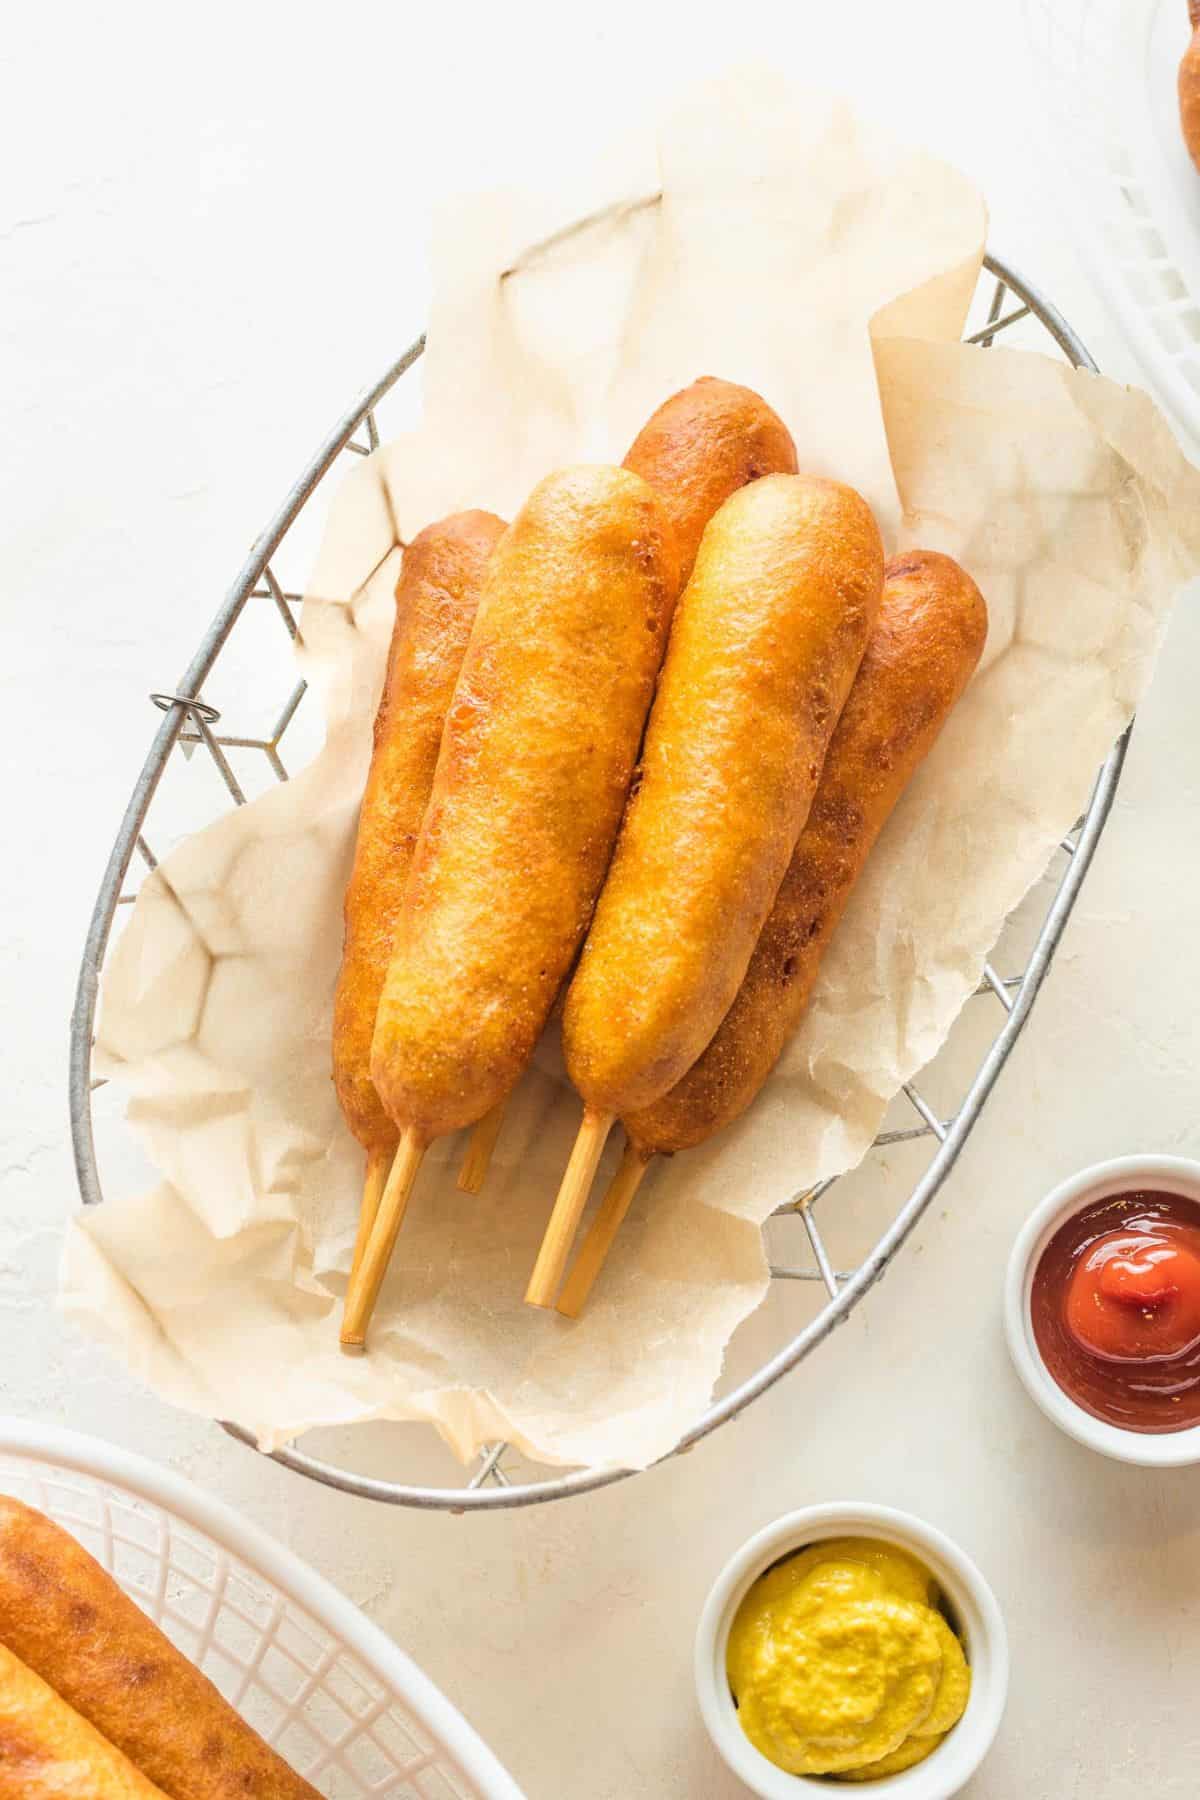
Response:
695,1505,1007,1799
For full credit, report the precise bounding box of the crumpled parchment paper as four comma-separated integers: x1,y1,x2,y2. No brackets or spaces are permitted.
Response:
60,71,1200,1471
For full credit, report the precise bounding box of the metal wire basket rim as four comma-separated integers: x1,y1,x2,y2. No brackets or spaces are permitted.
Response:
67,340,425,1210
68,250,1121,1510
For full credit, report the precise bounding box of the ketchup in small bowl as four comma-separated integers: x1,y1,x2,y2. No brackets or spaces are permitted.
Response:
1030,1188,1200,1433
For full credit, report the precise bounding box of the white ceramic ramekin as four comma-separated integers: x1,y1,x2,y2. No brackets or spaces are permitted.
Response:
695,1504,1008,1800
1004,1154,1200,1468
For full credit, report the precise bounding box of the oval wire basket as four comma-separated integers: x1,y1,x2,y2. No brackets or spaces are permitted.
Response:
0,1418,525,1796
69,236,1129,1511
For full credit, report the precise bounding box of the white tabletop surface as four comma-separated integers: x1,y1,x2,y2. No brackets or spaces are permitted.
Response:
4,3,1200,1796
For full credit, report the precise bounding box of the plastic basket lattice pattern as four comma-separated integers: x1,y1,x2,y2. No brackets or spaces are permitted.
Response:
0,1429,522,1797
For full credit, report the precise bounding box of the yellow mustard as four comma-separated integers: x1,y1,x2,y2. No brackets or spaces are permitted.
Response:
726,1538,970,1781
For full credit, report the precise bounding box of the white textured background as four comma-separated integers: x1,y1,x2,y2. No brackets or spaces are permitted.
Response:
3,3,1199,1796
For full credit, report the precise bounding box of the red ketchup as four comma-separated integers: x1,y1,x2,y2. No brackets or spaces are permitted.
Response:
1030,1189,1200,1433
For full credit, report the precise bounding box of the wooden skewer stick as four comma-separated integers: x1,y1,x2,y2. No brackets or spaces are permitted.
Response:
348,1145,393,1289
556,1139,653,1318
457,1098,509,1194
525,1109,615,1308
340,1126,427,1353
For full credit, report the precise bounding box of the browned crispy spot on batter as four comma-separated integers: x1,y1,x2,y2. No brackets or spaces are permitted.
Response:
0,1722,51,1770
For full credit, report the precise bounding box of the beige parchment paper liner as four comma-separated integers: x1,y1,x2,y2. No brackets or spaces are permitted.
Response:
60,72,1200,1471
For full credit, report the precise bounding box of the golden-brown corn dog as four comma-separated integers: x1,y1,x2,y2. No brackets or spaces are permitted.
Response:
333,511,505,1270
1180,1,1200,174
529,474,884,1306
340,465,680,1349
0,1643,171,1800
623,376,798,584
0,1497,320,1800
557,550,988,1315
334,511,507,1150
457,377,798,1193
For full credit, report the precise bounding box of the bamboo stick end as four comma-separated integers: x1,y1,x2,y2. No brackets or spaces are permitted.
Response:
554,1138,652,1318
457,1098,509,1193
339,1127,428,1350
524,1109,615,1308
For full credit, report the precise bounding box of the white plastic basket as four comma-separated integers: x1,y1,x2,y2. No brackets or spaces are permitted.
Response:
0,1420,525,1800
1024,0,1200,454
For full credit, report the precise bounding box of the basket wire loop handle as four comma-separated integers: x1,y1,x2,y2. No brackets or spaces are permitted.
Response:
72,239,1124,1508
149,694,248,808
150,692,221,726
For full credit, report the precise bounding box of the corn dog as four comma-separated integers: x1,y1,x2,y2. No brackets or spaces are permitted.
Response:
0,1642,172,1800
341,465,679,1349
623,376,798,584
1180,0,1200,174
530,474,884,1305
333,511,505,1270
558,550,988,1315
0,1496,320,1800
457,376,797,1192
